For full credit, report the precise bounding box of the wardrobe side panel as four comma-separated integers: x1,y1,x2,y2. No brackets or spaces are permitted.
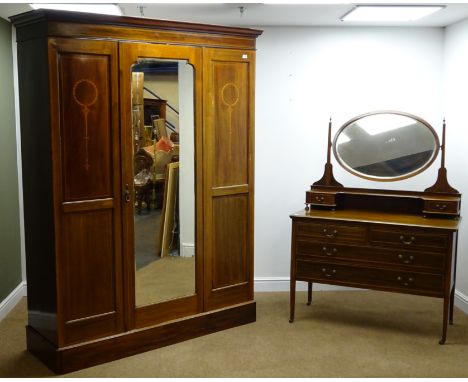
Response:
17,36,58,345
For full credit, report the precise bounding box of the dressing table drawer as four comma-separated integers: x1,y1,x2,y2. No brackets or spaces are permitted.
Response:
369,228,449,252
296,221,366,244
306,192,336,206
295,240,445,271
423,200,460,215
296,260,443,295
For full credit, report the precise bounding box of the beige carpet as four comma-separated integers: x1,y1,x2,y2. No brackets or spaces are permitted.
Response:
135,256,195,306
1,290,468,377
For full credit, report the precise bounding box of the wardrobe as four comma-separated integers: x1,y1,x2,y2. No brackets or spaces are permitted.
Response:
11,9,261,373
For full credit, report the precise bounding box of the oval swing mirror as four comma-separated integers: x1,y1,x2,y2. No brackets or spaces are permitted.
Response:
333,111,440,181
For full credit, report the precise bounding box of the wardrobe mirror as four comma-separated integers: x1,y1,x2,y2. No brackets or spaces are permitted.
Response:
131,59,195,307
333,111,440,181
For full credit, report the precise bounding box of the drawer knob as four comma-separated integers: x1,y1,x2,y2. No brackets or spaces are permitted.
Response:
322,268,337,278
398,254,415,264
322,246,338,256
323,228,338,239
399,235,415,245
397,276,414,287
435,203,447,210
315,196,325,202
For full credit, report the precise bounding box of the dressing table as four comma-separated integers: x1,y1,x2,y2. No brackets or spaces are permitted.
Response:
289,111,461,344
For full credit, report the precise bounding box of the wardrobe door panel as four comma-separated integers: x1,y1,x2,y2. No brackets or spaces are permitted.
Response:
212,61,249,187
212,195,249,288
59,53,113,201
204,48,255,310
49,38,124,345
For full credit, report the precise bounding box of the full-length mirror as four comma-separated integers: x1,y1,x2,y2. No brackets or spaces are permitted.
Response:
131,59,195,307
333,111,440,181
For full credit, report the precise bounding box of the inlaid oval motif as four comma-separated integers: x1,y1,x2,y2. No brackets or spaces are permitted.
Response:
73,79,98,107
221,82,239,108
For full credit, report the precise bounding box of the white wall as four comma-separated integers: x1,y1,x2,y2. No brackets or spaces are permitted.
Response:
144,72,179,129
443,18,468,313
178,61,195,257
254,26,446,289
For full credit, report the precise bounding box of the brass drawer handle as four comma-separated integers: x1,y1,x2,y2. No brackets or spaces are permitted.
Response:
399,235,415,245
398,254,414,264
397,276,414,287
323,228,338,239
322,246,338,256
322,268,337,278
315,196,325,202
435,204,447,210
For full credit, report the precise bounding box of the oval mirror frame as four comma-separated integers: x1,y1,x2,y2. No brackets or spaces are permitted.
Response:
332,110,440,182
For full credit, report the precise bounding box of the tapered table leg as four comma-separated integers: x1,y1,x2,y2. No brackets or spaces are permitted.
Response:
449,284,455,325
289,278,295,323
439,296,450,344
307,282,313,305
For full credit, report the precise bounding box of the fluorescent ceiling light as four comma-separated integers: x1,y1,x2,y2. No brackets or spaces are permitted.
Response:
341,5,444,22
30,3,122,16
356,114,415,136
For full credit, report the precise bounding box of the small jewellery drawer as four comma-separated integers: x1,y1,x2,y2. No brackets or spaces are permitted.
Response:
306,192,336,206
423,199,460,215
296,260,443,295
296,221,366,244
295,240,445,271
369,228,449,252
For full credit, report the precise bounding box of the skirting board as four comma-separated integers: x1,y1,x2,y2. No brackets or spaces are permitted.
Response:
2,279,467,320
0,281,27,322
455,290,468,315
181,243,195,258
254,277,468,314
254,277,357,292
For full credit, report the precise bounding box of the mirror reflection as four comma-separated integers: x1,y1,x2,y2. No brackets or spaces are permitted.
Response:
333,112,439,180
131,59,195,307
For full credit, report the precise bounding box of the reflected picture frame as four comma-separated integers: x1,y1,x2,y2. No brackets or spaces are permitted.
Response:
157,161,179,257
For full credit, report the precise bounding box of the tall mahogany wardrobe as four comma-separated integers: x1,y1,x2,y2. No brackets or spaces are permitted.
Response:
10,9,261,373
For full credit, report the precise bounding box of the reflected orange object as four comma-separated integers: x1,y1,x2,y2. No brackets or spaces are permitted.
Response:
155,137,174,152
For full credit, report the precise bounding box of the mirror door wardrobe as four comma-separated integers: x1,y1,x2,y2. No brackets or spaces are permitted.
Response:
120,44,202,328
12,9,262,373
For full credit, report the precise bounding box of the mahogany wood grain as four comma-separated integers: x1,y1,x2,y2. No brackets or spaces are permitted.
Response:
203,48,255,311
212,195,249,289
296,240,445,271
290,207,459,343
27,301,256,374
12,10,260,372
16,35,58,346
10,9,262,40
48,38,124,346
291,209,460,230
134,295,199,329
296,259,444,296
58,50,113,201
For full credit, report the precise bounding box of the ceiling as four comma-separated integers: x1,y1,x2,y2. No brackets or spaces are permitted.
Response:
2,2,468,27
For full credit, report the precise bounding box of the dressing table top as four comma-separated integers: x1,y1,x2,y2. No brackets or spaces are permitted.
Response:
291,208,460,230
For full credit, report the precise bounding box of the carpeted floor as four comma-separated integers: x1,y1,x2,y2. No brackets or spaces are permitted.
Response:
135,256,195,306
134,210,161,270
1,290,467,377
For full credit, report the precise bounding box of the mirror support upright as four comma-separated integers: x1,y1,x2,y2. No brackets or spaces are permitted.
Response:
425,119,459,194
312,118,343,188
